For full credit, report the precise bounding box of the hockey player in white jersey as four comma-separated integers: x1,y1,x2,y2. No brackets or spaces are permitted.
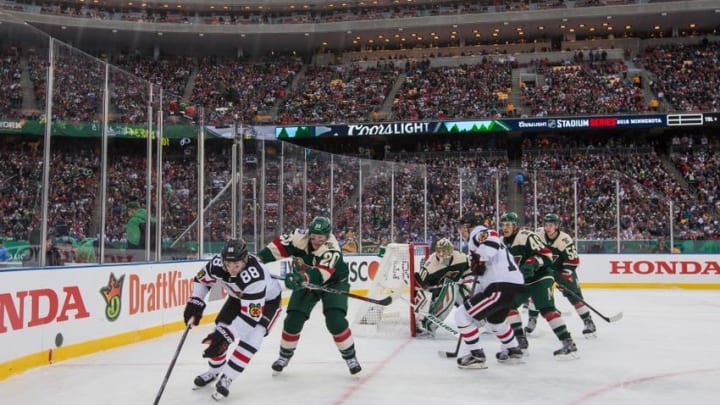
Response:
182,238,282,400
454,224,525,369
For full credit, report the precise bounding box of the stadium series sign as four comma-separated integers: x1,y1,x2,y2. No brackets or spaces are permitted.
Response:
275,114,679,139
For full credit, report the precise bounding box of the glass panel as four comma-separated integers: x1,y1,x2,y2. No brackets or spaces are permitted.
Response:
105,64,152,262
332,154,361,254
45,41,105,265
393,160,427,243
279,141,307,233
359,158,392,251
158,86,200,260
0,16,51,268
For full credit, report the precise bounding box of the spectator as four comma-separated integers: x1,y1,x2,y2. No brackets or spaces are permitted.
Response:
0,240,9,262
515,172,525,192
126,200,157,250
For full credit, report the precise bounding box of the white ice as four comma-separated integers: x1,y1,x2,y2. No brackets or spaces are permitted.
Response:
1,288,719,405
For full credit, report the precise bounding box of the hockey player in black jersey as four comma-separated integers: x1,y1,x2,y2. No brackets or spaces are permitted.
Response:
183,238,282,400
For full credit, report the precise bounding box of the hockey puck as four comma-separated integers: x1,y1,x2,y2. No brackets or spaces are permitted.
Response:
55,333,64,347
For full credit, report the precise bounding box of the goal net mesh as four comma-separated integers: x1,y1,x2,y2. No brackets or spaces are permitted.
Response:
351,243,429,337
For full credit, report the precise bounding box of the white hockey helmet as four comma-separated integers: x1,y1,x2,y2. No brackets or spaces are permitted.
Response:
467,225,490,254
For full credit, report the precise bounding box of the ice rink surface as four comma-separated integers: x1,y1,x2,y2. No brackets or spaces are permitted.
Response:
2,288,719,405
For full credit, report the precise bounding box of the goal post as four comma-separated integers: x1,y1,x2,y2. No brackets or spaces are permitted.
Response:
351,243,430,337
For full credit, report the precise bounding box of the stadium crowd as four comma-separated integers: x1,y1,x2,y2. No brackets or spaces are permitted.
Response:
1,1,719,259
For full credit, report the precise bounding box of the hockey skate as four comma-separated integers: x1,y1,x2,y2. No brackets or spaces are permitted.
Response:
553,338,579,359
345,357,362,375
524,316,538,334
211,374,232,401
271,356,290,375
457,349,487,369
516,335,529,351
496,347,524,364
193,369,219,389
582,318,597,338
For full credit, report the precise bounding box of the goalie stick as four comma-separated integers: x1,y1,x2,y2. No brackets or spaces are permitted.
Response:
556,284,623,323
153,320,193,405
439,274,480,359
270,273,393,306
399,296,460,337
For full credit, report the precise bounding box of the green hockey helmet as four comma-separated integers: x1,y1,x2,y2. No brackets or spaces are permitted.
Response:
309,216,332,237
500,212,519,225
222,238,248,262
544,213,561,225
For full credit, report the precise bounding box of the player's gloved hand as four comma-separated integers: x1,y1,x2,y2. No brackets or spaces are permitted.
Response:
183,296,206,326
560,269,574,283
202,325,235,358
470,253,487,276
284,269,307,290
292,256,310,272
520,255,545,279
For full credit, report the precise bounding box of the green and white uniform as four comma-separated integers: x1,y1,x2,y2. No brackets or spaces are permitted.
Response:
258,227,358,367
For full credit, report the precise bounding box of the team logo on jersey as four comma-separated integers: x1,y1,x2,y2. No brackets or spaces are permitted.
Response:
248,303,262,318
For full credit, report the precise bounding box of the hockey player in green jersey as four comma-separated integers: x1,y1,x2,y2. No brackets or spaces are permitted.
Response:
499,212,578,358
528,213,597,337
257,216,361,375
413,237,472,337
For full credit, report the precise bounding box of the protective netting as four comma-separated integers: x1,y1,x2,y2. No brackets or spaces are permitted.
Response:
351,243,429,337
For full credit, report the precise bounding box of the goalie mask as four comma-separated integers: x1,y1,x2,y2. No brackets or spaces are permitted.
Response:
435,238,454,260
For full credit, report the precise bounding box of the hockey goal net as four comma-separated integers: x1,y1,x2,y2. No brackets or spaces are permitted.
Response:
351,243,430,337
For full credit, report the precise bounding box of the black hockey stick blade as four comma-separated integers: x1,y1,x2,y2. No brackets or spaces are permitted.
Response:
606,312,623,323
437,349,460,359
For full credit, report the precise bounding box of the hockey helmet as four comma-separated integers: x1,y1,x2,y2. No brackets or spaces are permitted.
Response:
222,238,248,262
468,225,490,253
435,237,454,258
500,212,519,225
544,213,561,225
308,216,332,238
459,211,483,227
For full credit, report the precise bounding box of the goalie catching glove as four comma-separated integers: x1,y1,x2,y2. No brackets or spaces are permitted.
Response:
202,324,235,358
183,296,206,326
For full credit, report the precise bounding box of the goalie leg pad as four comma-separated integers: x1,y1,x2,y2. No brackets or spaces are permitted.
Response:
429,281,457,322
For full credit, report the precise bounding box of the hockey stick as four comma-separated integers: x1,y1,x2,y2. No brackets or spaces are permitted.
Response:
301,281,393,306
153,321,193,405
439,274,479,359
399,296,460,337
556,284,623,323
271,272,393,306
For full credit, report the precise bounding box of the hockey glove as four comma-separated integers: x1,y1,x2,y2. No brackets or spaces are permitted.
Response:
284,269,307,290
183,296,206,326
559,269,574,283
470,253,487,276
292,256,311,272
519,255,546,279
202,325,235,358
